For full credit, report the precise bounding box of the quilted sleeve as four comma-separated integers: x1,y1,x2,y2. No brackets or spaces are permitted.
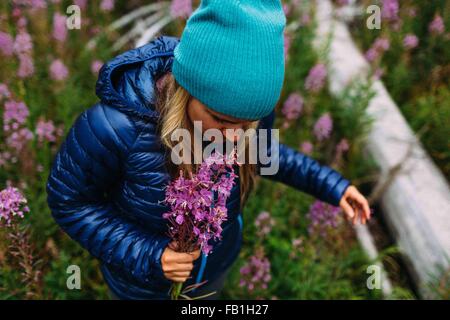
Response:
46,103,171,286
257,111,351,206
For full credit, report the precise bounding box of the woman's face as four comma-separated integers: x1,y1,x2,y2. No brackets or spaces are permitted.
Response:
187,97,254,142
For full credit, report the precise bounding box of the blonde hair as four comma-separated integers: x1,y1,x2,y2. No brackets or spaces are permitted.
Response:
154,72,259,209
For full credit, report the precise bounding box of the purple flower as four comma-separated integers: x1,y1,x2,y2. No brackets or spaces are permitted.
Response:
0,31,14,56
3,99,34,152
0,186,30,226
313,113,333,141
32,0,47,8
429,14,445,35
3,100,29,127
307,200,341,237
254,211,275,237
100,0,115,12
373,68,384,80
17,54,35,78
33,0,47,8
175,214,184,225
305,63,327,93
300,13,311,26
6,127,33,151
53,12,67,42
336,138,349,154
282,92,303,121
381,0,399,22
16,16,28,31
239,249,271,292
91,60,103,74
364,48,378,62
74,0,87,9
36,118,56,143
334,138,350,164
282,3,290,16
14,31,33,55
374,37,390,51
299,141,313,155
0,83,10,100
334,138,350,163
170,0,193,19
403,34,419,49
12,7,22,19
365,37,390,62
49,59,69,81
12,0,46,9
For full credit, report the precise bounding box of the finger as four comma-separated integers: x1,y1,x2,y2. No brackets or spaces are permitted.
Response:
174,263,194,272
354,192,371,220
363,199,371,220
166,271,191,278
173,252,198,263
363,206,369,224
358,208,367,224
353,204,363,225
352,206,359,225
189,249,201,260
163,253,180,264
163,263,193,273
348,198,359,225
164,262,194,272
340,200,355,220
359,207,366,225
164,270,191,278
165,250,200,264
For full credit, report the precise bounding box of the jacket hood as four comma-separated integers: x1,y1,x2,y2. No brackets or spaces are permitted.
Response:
95,35,180,123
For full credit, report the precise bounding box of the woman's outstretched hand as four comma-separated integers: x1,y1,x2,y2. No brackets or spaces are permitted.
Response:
339,185,371,225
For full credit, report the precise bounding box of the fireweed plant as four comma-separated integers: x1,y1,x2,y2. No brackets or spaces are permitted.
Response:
162,150,239,300
238,211,275,297
0,185,42,299
239,246,272,296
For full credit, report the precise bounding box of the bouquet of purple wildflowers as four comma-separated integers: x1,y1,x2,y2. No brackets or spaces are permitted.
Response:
162,150,239,299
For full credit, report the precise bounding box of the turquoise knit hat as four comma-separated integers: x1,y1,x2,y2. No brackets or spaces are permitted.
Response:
172,0,286,120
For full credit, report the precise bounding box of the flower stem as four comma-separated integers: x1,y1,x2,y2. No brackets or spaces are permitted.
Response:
170,282,183,300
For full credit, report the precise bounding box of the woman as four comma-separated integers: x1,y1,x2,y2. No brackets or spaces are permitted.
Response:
46,0,370,300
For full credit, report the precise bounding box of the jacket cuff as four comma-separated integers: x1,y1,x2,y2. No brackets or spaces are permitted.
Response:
328,178,351,207
146,236,172,288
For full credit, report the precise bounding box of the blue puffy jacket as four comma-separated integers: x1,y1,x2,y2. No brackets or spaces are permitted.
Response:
46,35,351,299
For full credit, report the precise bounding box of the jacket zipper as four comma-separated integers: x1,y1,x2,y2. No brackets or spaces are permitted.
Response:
192,213,243,292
